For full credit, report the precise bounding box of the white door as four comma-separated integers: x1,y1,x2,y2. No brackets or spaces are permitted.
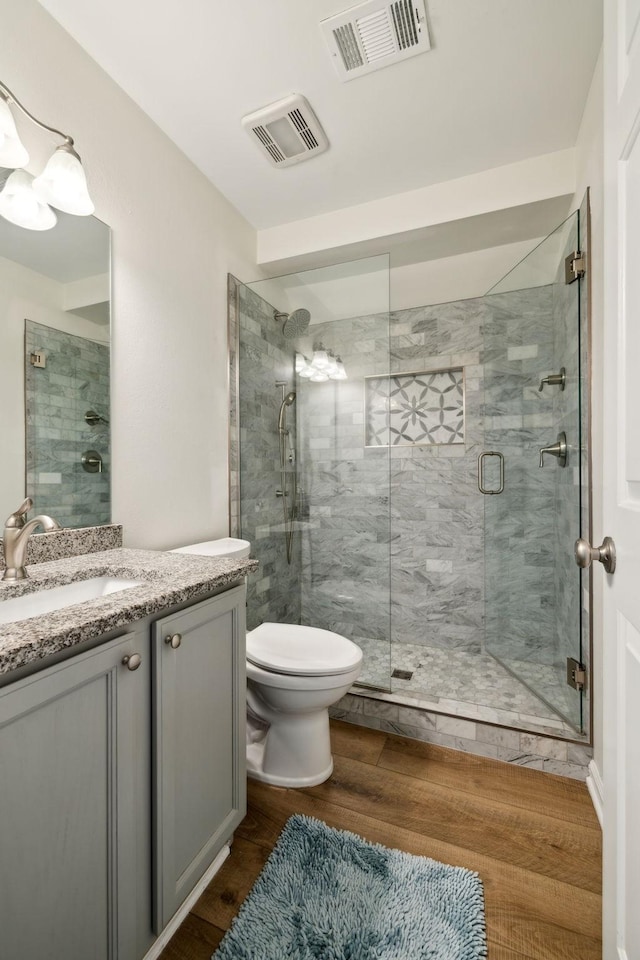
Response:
602,1,640,957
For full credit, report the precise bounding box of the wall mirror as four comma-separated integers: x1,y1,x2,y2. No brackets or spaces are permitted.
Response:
0,197,110,529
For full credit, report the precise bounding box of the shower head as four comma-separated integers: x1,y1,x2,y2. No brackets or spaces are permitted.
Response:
278,391,296,432
274,308,311,339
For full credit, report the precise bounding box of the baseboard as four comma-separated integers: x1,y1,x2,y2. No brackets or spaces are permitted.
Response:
142,844,230,960
586,759,603,828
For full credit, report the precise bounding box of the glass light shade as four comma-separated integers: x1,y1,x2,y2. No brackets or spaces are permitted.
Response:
0,96,29,168
332,358,347,380
325,354,339,377
33,145,94,215
0,169,57,231
310,370,329,382
312,349,330,370
295,353,308,373
298,364,314,378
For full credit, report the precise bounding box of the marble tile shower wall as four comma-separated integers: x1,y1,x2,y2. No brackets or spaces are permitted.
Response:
297,315,391,649
25,320,110,529
300,291,559,665
386,301,486,652
482,287,557,663
235,282,301,630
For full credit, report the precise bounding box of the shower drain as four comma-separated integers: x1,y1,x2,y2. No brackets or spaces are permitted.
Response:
391,668,413,680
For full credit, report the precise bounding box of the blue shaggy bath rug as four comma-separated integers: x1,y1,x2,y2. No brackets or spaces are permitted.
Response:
213,814,487,959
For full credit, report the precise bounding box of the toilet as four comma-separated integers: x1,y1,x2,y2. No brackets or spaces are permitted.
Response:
171,538,363,788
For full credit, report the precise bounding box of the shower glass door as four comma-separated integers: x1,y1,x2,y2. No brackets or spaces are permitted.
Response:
482,210,587,734
235,255,392,692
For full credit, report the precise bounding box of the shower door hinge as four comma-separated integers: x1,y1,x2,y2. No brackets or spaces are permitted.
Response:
565,251,586,284
566,657,587,691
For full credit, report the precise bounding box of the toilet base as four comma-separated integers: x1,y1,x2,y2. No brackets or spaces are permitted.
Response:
245,704,335,788
247,740,333,787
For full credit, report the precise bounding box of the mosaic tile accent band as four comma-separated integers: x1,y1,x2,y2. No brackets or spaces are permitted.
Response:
365,368,464,446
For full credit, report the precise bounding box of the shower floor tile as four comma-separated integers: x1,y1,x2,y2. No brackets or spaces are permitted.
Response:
354,638,582,740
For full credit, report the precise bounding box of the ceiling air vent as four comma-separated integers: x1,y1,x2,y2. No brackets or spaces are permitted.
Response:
321,0,430,82
241,94,329,169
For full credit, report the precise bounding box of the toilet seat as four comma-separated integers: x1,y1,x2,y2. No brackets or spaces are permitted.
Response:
247,622,362,677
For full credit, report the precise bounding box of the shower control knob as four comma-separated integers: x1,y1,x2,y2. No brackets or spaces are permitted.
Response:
165,633,182,649
574,537,616,574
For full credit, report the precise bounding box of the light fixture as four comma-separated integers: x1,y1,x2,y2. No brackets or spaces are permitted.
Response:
0,170,56,230
0,79,94,230
332,356,347,380
312,347,330,370
296,346,348,382
0,94,29,168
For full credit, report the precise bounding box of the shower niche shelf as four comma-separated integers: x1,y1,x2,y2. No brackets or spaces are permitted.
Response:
365,367,465,447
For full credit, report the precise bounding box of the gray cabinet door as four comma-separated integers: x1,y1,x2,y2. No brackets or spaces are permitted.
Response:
152,585,246,930
0,630,149,960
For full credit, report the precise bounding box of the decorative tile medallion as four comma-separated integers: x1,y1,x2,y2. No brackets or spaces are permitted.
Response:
365,368,464,446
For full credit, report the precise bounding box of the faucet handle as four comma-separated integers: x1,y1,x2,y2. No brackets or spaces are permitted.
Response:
4,498,33,528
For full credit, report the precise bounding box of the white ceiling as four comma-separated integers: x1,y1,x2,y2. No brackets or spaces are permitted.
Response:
37,0,602,230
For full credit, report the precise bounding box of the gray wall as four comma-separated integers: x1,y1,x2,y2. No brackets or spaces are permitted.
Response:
25,320,110,529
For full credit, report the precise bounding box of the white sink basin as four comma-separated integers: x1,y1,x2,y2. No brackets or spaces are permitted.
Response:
0,577,144,625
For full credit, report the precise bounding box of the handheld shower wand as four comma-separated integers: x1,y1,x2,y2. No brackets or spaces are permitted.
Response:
278,391,296,433
276,387,297,564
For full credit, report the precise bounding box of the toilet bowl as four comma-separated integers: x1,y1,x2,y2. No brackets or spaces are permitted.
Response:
246,622,362,787
171,538,363,788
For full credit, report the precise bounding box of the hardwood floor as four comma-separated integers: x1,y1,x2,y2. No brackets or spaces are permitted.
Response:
160,720,602,960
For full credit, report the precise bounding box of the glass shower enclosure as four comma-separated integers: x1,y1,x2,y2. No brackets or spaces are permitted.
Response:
230,204,589,739
483,209,587,734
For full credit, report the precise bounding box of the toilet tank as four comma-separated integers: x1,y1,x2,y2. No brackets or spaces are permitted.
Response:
170,538,251,560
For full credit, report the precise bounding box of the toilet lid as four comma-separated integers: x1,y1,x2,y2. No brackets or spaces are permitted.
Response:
246,623,362,676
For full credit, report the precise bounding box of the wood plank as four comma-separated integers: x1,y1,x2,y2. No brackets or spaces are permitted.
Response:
300,754,601,892
243,782,601,944
487,913,601,960
158,913,224,960
330,718,386,764
190,835,270,930
377,734,598,828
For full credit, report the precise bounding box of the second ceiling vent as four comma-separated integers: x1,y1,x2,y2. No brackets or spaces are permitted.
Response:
321,0,430,82
242,95,329,168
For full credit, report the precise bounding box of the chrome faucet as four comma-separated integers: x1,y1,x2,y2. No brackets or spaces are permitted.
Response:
2,498,62,582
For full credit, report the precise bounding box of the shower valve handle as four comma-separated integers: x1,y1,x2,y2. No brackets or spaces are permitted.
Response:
538,367,566,391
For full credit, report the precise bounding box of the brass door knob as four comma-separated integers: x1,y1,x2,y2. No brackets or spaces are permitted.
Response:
165,633,182,649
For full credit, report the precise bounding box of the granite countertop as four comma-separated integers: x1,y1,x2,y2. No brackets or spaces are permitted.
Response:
0,548,258,678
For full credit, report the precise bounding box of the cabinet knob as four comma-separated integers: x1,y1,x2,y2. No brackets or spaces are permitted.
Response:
165,633,182,649
122,653,142,671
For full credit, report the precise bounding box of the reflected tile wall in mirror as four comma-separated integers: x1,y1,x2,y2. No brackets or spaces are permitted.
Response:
25,320,110,528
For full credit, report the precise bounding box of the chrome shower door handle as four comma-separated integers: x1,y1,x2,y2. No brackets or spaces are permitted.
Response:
477,451,504,495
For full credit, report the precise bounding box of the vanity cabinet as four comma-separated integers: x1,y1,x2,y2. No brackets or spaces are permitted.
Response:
0,582,247,960
0,628,150,960
152,585,246,930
